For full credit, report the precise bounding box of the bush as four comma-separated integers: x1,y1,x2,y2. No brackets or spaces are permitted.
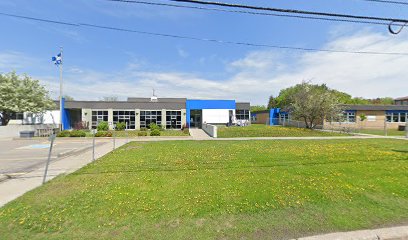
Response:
95,131,113,137
74,121,89,130
57,130,70,137
115,122,126,131
69,130,86,137
150,129,161,136
97,121,109,131
140,127,148,132
149,123,163,131
138,131,148,136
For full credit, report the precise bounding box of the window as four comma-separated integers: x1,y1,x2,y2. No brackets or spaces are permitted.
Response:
92,110,108,128
236,110,250,120
166,111,182,129
343,111,356,123
386,112,408,123
9,112,24,120
113,111,135,129
279,113,289,121
386,113,392,122
140,111,162,128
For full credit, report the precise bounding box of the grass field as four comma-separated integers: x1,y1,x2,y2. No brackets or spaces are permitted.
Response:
217,124,347,138
358,129,406,137
1,139,407,239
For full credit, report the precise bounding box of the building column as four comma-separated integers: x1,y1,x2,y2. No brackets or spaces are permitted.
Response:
82,108,92,130
181,109,187,128
162,109,166,129
108,109,114,130
135,109,141,130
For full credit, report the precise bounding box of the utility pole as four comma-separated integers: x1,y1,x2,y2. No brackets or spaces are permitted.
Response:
59,46,64,131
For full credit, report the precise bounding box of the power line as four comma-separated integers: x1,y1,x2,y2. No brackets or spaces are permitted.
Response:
361,0,408,6
169,0,408,33
104,0,405,27
1,11,408,56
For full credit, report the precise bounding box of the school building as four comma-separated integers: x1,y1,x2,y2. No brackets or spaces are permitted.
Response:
251,103,408,130
10,97,250,131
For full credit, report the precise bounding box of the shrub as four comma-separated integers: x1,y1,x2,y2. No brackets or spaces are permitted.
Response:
138,131,148,136
149,123,163,131
74,121,89,130
140,127,148,132
150,129,161,136
95,131,113,137
57,130,70,137
115,122,126,131
97,121,109,131
69,130,86,137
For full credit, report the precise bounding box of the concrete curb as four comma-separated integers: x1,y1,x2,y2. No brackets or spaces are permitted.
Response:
57,145,95,158
0,174,10,183
296,226,408,240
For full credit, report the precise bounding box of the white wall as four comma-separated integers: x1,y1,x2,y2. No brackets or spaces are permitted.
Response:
202,123,218,138
202,109,233,124
6,111,60,125
23,111,61,125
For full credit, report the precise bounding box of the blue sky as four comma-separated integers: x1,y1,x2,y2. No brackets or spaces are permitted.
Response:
0,0,407,105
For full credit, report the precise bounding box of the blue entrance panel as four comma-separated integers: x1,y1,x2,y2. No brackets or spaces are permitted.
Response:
186,99,236,127
270,108,280,126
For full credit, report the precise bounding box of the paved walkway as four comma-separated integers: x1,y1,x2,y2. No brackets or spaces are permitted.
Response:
0,138,128,207
297,225,408,240
189,128,212,139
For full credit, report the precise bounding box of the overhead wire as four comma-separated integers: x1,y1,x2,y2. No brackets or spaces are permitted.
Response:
168,0,408,33
360,0,408,6
104,0,405,27
0,11,407,56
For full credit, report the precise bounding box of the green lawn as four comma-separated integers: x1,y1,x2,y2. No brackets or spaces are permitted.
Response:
1,139,407,239
218,124,347,138
358,129,406,137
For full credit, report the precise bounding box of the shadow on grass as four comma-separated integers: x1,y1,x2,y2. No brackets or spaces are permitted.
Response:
392,149,408,154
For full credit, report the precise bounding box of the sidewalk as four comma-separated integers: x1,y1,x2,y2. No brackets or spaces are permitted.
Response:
297,225,408,240
0,138,128,207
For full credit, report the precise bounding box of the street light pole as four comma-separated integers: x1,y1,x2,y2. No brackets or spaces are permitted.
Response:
59,46,64,131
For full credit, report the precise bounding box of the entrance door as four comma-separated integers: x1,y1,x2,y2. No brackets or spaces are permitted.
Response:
190,110,202,128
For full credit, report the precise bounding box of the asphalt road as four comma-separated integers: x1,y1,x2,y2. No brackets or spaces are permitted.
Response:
0,138,106,176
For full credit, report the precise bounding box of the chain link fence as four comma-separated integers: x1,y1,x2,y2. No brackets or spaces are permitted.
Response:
263,117,408,136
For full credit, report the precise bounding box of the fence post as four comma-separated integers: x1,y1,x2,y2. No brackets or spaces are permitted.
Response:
113,134,116,150
42,134,56,184
92,131,96,161
384,118,388,136
405,121,408,138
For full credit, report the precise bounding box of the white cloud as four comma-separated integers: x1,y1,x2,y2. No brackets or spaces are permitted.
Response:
1,29,408,105
177,48,189,58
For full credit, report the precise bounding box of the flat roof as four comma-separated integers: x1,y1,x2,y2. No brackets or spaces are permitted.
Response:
341,104,408,111
395,96,408,101
64,100,186,110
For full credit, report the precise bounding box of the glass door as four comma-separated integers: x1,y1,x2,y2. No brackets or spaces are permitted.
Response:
190,110,202,128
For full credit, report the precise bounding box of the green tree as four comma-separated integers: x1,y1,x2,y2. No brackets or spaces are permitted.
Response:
267,95,277,109
63,95,74,101
250,105,267,112
0,72,55,125
281,82,342,129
